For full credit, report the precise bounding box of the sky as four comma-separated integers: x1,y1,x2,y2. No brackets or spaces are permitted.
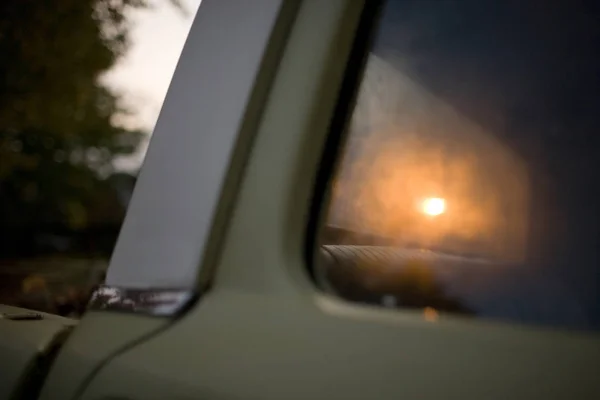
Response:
104,0,203,170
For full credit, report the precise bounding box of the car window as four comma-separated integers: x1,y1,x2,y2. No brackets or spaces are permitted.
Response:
0,0,201,317
316,0,600,331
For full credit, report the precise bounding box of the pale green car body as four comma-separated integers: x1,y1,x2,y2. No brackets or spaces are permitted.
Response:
2,1,599,399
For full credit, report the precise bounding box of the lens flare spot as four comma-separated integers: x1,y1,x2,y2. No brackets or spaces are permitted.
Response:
421,197,446,216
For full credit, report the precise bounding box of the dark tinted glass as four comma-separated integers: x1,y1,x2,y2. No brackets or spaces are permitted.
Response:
319,0,600,331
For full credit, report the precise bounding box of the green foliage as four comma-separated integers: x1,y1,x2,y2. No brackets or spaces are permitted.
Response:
0,0,178,257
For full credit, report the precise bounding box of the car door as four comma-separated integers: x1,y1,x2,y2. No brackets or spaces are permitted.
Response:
39,0,600,399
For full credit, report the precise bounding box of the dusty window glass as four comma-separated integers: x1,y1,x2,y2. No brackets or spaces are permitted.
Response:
317,0,600,331
0,0,201,317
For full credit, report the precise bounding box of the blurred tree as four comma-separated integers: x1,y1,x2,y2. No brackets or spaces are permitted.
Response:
0,0,178,258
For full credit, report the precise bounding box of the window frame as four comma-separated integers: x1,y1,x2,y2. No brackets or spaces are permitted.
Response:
304,0,385,285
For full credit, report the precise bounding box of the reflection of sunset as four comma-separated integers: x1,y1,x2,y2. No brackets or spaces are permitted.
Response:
327,55,530,262
335,130,529,262
421,197,445,216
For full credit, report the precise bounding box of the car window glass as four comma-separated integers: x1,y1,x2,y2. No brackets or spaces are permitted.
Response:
317,0,600,332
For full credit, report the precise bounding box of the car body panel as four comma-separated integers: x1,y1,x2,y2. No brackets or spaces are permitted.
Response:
0,305,75,399
1,1,598,399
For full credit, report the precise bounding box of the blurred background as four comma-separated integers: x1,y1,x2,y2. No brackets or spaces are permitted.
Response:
0,0,201,317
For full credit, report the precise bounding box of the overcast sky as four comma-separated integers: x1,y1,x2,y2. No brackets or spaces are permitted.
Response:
104,0,202,170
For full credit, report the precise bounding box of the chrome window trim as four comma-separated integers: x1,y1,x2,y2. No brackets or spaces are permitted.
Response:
88,286,195,317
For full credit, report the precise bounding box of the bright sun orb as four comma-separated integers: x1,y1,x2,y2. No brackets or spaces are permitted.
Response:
421,197,446,216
